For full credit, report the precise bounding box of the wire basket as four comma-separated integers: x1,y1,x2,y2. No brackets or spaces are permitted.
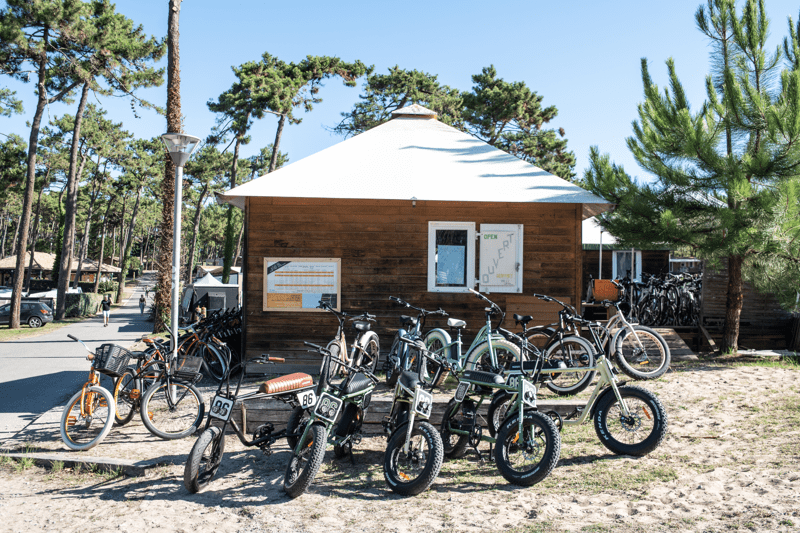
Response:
93,344,132,378
173,355,203,381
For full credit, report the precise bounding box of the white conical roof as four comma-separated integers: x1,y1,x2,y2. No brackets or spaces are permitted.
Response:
194,273,223,286
220,113,610,218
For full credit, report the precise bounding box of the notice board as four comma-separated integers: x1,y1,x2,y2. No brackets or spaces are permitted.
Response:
263,258,340,312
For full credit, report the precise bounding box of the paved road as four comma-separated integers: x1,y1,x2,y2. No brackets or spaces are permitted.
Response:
0,274,156,442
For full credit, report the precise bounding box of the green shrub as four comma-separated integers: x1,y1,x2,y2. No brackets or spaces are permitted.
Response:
97,281,118,294
65,293,104,317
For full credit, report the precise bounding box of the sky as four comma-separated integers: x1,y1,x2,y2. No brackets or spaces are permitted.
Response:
3,0,800,184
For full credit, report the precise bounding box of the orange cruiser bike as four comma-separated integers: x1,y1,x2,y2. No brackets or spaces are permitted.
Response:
59,334,122,450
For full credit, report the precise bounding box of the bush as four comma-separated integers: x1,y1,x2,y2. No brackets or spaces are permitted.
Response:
65,293,105,318
97,281,118,294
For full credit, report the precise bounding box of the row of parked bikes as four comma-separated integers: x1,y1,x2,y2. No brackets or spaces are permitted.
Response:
60,284,670,500
611,272,702,327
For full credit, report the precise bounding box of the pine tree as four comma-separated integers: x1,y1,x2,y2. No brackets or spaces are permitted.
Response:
582,0,800,352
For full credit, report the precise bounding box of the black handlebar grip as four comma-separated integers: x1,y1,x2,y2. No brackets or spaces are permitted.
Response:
67,334,78,341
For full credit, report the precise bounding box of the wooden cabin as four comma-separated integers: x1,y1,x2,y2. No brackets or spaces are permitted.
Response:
221,105,611,369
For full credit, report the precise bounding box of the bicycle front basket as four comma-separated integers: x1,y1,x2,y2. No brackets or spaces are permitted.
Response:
173,355,203,380
93,344,132,378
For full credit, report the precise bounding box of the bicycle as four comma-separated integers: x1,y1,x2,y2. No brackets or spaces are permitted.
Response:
136,349,206,440
384,296,450,387
112,336,168,426
283,342,378,498
59,335,120,451
486,332,668,458
418,336,561,487
319,301,380,376
526,288,671,382
381,335,444,496
184,352,316,493
419,289,522,382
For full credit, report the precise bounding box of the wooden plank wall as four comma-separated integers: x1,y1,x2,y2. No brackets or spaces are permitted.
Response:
701,260,792,349
245,198,582,367
581,249,670,300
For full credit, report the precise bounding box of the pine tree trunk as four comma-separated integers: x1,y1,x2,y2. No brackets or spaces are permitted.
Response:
1,213,7,257
55,82,91,320
11,213,21,257
222,128,246,283
722,254,744,353
116,188,142,303
24,184,45,292
154,0,183,334
10,32,50,329
269,114,286,172
93,202,113,294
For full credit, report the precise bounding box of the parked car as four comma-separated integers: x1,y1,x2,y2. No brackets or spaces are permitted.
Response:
0,301,54,327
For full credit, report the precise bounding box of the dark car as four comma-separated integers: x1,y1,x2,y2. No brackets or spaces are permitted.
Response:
0,301,54,327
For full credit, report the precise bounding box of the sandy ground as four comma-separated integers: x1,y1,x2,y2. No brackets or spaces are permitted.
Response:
1,360,799,533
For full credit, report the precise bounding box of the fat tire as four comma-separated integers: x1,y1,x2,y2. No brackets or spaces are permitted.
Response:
184,426,225,493
613,326,671,380
286,406,311,450
140,380,204,440
487,391,514,437
465,338,522,374
385,337,401,387
439,398,469,458
200,344,227,382
384,421,443,496
283,423,327,498
593,385,667,456
494,411,560,486
423,329,450,387
59,386,115,451
543,335,596,396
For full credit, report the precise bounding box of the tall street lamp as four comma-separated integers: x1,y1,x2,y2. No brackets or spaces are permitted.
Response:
160,132,200,361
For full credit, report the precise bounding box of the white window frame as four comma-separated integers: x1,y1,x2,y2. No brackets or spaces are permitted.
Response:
612,250,642,281
428,222,476,293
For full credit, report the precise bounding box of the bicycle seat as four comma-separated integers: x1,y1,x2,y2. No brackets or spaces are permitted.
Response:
258,373,314,394
461,370,504,386
353,321,372,332
399,370,420,390
447,318,466,329
513,314,533,325
337,373,373,395
400,315,418,326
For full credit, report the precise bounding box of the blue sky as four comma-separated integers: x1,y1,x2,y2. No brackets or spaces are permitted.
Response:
3,0,800,183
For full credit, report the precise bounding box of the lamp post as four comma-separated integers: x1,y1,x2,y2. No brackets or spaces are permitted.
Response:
160,133,200,361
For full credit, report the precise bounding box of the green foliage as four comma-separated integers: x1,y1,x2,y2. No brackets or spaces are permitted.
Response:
64,292,103,317
335,65,576,180
582,0,800,347
0,134,26,196
0,88,23,116
97,281,117,294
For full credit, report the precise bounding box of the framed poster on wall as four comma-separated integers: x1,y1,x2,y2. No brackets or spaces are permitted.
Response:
263,258,341,312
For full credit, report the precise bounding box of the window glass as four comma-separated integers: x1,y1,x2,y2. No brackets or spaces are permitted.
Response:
435,230,467,287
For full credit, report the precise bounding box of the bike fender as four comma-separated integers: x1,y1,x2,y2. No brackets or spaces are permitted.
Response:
426,328,452,344
358,331,379,349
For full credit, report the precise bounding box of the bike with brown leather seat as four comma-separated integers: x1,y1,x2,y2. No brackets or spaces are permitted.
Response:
183,353,317,494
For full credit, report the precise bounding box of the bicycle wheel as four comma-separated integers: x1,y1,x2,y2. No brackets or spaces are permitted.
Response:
385,337,401,387
355,334,380,374
423,329,450,387
525,326,556,353
184,426,226,493
286,406,311,450
113,370,138,426
439,398,469,458
284,423,327,498
60,386,115,451
543,336,596,396
140,380,204,440
384,421,443,496
613,325,671,380
487,390,513,437
200,344,227,382
465,339,522,374
494,411,560,486
593,385,667,456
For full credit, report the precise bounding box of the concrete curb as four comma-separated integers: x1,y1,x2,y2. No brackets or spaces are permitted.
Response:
0,450,171,476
